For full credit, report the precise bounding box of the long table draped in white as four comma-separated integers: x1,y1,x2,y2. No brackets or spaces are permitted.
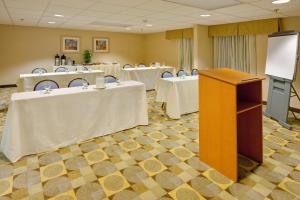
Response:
120,66,174,90
155,76,199,119
1,81,148,162
53,64,121,78
88,64,121,78
18,70,104,92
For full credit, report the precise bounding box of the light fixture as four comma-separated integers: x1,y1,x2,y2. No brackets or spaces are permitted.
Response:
200,14,211,17
48,21,56,24
272,0,290,4
142,19,152,27
125,27,131,30
54,14,64,17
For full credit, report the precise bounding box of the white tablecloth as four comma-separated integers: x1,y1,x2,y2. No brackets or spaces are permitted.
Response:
155,76,198,119
88,64,121,78
18,70,104,92
53,64,121,78
1,81,148,162
120,66,174,90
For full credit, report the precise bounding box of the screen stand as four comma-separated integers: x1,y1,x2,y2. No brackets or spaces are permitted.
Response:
290,85,300,120
264,76,293,129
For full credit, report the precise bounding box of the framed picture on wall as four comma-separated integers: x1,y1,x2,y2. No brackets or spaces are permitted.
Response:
93,38,109,53
62,36,80,53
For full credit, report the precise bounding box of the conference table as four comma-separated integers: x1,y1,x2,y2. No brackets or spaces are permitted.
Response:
88,63,121,78
1,81,148,162
155,76,198,119
53,63,121,78
18,70,104,92
120,66,174,90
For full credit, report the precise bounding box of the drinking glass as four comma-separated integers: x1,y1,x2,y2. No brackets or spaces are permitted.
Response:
82,82,88,89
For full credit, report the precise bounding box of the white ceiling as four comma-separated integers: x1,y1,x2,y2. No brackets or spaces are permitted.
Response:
0,0,299,33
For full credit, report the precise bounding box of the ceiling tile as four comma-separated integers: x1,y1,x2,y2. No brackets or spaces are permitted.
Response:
4,0,49,11
88,2,129,13
0,0,12,24
119,8,153,17
1,0,299,33
44,4,82,18
7,7,43,17
161,0,241,10
50,0,98,9
169,5,206,14
251,0,300,11
99,0,148,7
135,0,179,11
214,4,274,18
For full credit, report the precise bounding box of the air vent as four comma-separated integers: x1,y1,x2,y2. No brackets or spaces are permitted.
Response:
162,0,241,10
90,21,132,28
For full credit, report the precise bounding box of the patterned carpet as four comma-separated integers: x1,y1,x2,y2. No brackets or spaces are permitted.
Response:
0,88,300,200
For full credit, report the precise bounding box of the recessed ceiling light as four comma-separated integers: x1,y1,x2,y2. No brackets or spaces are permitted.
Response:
200,14,211,17
145,24,153,27
54,14,64,17
48,21,56,24
272,0,290,4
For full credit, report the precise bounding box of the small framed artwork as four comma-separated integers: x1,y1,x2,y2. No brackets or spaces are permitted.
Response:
62,36,80,53
93,38,109,53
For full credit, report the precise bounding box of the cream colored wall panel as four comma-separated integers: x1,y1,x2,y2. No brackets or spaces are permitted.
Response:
0,25,145,85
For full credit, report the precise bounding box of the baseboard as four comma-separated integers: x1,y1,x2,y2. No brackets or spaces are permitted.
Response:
0,84,17,88
263,101,300,114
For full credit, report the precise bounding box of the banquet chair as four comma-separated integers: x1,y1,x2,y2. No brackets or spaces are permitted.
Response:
68,78,89,87
161,71,173,78
177,70,188,77
138,63,146,68
32,68,47,74
123,64,133,69
55,66,68,72
191,69,199,76
34,80,59,91
104,75,118,83
76,66,89,71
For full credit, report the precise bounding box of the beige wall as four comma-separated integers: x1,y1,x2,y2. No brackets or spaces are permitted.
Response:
0,24,145,85
143,32,179,68
144,26,212,71
0,24,213,85
193,25,212,69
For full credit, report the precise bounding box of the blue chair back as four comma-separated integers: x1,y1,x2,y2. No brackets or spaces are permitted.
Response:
177,70,187,77
55,67,68,72
138,63,146,68
191,69,199,76
68,78,89,87
34,80,59,91
32,68,47,74
123,64,133,69
104,75,117,83
161,71,173,78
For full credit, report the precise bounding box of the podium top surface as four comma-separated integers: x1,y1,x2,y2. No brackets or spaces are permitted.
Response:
199,68,264,85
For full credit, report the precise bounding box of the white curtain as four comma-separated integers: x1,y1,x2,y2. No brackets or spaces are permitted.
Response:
213,35,257,74
179,38,193,72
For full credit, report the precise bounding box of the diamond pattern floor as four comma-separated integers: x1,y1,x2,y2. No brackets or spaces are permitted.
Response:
0,88,300,200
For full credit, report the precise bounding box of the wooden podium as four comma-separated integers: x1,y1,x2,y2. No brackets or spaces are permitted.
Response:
199,68,264,181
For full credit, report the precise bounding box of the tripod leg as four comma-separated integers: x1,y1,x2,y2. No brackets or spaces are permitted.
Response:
291,111,299,120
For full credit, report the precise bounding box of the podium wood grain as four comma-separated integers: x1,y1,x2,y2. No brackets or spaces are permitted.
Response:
199,68,264,181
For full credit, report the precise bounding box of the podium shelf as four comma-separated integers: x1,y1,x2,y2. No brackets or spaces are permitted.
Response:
237,101,262,114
